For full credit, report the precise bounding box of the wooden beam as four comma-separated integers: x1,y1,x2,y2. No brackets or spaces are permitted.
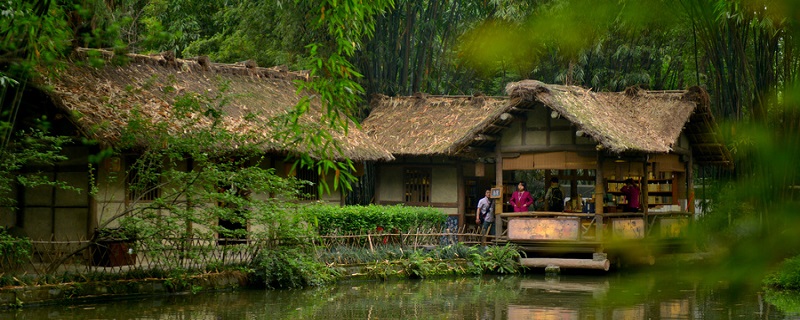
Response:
500,144,598,153
692,143,725,148
474,134,498,142
520,258,610,271
462,146,493,154
487,124,509,131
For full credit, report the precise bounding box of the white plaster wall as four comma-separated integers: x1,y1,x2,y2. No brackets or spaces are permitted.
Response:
431,167,457,203
501,121,523,146
576,134,594,145
55,171,88,206
522,106,549,146
679,133,690,149
95,163,127,227
379,166,404,202
550,129,574,144
22,208,52,240
0,207,13,227
24,173,54,206
54,208,88,241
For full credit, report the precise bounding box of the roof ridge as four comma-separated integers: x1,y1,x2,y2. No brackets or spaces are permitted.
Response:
71,48,310,81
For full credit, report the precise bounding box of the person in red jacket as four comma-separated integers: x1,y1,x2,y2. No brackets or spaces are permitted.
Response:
509,181,534,212
620,178,641,212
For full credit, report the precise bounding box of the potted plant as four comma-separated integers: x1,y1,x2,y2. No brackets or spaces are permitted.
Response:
90,227,138,267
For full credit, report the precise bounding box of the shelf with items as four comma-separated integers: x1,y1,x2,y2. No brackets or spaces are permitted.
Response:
605,177,678,207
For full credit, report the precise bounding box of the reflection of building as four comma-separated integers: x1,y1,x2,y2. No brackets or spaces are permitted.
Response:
508,306,579,320
512,278,693,320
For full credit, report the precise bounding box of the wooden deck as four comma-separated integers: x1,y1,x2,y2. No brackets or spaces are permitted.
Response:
495,211,694,257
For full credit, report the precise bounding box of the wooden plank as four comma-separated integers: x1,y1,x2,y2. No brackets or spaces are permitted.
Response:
520,257,610,271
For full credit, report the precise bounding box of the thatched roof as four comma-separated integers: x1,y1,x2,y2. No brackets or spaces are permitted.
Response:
37,49,393,161
506,80,732,166
363,80,731,167
362,93,510,157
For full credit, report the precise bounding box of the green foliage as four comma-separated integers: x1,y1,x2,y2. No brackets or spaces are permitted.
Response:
75,82,317,272
400,251,451,279
365,260,399,280
0,128,74,208
279,0,395,197
0,228,32,269
317,243,477,266
0,0,72,76
468,244,524,274
250,247,341,289
764,255,800,290
764,289,800,314
302,204,447,234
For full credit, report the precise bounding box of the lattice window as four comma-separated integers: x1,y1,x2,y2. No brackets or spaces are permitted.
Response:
295,166,320,200
126,156,160,202
404,168,431,205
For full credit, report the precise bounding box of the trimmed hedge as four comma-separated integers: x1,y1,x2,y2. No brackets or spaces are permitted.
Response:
302,204,447,235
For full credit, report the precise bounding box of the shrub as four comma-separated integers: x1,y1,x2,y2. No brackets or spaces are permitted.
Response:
469,244,525,274
0,228,32,271
764,255,800,290
250,247,340,289
302,204,447,235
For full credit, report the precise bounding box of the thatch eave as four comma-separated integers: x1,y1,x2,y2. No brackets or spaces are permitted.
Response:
505,80,732,167
363,94,510,158
36,48,393,162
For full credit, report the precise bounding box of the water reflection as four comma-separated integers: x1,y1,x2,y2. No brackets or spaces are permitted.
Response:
3,272,800,319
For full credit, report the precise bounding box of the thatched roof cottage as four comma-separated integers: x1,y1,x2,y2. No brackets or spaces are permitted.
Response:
362,80,731,251
2,49,392,244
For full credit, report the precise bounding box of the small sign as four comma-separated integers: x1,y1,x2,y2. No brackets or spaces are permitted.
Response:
490,187,502,199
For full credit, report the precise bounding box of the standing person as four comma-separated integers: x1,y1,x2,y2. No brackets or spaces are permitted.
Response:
475,188,495,235
510,181,534,212
544,177,564,212
620,178,641,212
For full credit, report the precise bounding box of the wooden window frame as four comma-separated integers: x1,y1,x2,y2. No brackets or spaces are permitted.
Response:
294,166,320,201
403,167,432,205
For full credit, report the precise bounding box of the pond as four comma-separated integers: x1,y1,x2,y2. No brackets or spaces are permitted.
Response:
4,270,800,319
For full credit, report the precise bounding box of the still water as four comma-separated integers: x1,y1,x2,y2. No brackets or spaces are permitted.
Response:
4,271,800,319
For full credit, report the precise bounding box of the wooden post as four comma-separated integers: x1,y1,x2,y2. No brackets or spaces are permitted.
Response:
457,164,465,230
688,153,695,214
595,153,604,246
642,156,649,232
495,146,504,240
520,257,610,271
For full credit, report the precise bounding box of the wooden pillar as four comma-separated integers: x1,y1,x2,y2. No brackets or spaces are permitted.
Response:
88,160,99,236
495,147,504,239
687,153,695,214
457,163,465,229
595,153,605,246
642,157,649,232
